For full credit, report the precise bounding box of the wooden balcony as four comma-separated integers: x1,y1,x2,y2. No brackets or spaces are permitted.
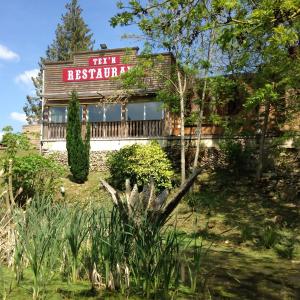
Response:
44,120,164,140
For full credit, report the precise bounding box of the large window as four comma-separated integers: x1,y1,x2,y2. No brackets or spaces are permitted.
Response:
88,104,121,122
126,102,163,121
49,107,67,123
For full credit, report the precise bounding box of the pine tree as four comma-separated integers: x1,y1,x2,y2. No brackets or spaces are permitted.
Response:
23,0,94,124
66,91,90,183
23,63,43,124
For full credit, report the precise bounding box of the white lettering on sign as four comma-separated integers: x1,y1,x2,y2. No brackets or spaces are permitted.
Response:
68,70,74,81
111,67,117,77
88,55,121,66
63,65,132,82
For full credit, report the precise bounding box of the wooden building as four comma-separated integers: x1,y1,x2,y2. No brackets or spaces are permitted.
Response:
41,46,182,153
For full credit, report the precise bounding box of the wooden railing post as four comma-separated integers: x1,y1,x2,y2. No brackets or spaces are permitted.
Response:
82,105,87,139
121,103,126,138
43,106,49,139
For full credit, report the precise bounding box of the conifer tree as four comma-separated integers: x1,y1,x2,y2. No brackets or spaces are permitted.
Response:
23,0,94,124
66,91,90,183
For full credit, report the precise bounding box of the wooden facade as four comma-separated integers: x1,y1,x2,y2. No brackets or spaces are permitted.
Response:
42,47,174,149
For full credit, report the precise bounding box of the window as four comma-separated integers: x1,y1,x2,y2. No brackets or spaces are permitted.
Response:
145,102,163,120
126,102,163,121
88,104,121,122
127,103,145,121
49,107,67,123
88,105,104,122
105,104,121,121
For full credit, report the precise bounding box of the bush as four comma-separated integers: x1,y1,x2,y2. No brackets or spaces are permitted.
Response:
7,154,64,204
107,141,174,190
219,139,252,173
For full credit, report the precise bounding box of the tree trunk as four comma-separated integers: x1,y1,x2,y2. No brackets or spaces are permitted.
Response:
157,168,202,225
192,79,207,170
256,101,271,181
193,28,215,171
177,70,186,185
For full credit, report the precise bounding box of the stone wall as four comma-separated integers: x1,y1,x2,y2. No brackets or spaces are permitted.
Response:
45,150,114,171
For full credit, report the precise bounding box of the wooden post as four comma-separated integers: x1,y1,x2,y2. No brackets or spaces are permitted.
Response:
43,106,49,139
121,103,127,138
82,104,87,139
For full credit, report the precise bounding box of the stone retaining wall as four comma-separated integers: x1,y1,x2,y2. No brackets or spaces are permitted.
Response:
45,150,114,172
45,145,224,173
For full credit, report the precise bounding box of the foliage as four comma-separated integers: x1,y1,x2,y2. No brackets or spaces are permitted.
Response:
244,83,279,110
23,68,43,124
46,0,94,61
1,126,30,159
107,141,174,190
24,0,94,124
66,91,90,183
6,154,64,204
129,217,181,298
219,139,252,174
275,235,297,260
14,197,65,299
259,226,280,249
111,0,213,184
66,206,90,282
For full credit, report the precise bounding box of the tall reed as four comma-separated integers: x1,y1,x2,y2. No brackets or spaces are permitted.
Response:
14,196,65,299
65,206,90,282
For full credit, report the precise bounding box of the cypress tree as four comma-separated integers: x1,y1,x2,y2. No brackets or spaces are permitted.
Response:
24,0,94,123
66,91,90,183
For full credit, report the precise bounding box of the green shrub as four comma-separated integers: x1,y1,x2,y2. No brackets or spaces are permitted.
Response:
7,154,64,204
107,141,174,190
219,139,252,173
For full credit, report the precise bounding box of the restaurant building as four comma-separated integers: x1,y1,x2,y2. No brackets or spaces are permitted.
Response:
41,46,179,153
41,46,225,170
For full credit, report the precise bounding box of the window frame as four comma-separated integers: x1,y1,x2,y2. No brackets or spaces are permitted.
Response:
126,101,164,121
87,103,122,122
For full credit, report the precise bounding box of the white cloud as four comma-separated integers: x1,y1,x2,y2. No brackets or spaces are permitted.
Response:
15,69,39,86
0,132,3,142
0,44,20,61
10,112,27,123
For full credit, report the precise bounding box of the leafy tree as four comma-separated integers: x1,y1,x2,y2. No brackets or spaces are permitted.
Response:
111,0,215,184
216,0,300,179
1,126,30,159
66,91,90,183
23,0,94,124
245,84,279,180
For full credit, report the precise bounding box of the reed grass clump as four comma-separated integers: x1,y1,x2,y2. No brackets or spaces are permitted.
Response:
6,195,207,299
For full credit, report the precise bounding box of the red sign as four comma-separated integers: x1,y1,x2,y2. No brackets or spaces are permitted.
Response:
62,65,132,82
88,55,121,66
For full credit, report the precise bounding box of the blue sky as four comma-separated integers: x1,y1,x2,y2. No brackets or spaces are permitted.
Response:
0,0,141,138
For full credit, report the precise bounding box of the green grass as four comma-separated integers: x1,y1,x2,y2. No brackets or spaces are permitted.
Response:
167,170,300,299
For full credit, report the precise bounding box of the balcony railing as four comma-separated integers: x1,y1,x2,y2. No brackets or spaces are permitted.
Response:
45,120,164,140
